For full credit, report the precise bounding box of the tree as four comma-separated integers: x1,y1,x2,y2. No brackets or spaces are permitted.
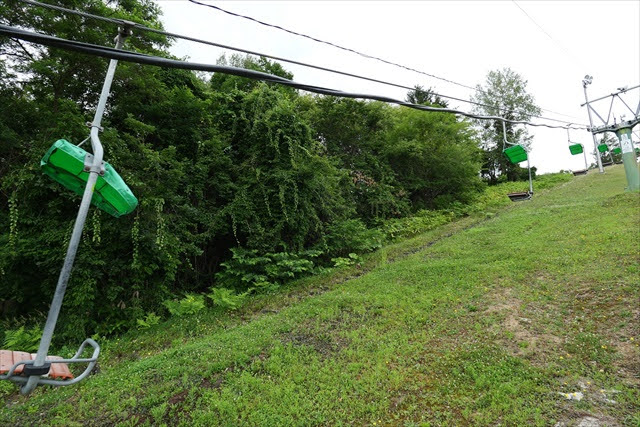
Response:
302,97,408,222
471,68,541,184
405,85,448,108
382,108,483,209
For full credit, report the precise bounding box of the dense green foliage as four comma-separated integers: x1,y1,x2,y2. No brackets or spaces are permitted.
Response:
1,1,550,345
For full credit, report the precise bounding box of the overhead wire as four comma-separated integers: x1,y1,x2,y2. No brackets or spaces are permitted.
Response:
185,0,585,122
185,0,477,91
511,0,587,71
0,23,586,131
11,0,491,110
14,0,586,126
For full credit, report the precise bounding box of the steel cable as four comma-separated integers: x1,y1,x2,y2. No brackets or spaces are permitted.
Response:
0,24,587,130
13,0,587,126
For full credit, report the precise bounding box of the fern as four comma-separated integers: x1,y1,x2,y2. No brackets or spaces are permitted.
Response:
2,326,42,352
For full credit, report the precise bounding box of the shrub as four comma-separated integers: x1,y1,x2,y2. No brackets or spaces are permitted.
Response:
2,325,42,352
324,219,383,257
331,253,360,268
163,294,206,317
216,248,321,291
207,287,248,310
380,210,451,240
136,312,161,329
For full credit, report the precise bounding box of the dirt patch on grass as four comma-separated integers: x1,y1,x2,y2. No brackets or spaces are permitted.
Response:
562,284,639,386
485,287,562,364
553,411,620,427
279,311,353,358
280,332,340,357
612,307,640,386
168,389,188,405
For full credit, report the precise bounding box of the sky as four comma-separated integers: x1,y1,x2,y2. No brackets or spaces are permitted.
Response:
154,0,640,174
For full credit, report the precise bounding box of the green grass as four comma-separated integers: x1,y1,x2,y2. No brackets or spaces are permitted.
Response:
1,167,638,426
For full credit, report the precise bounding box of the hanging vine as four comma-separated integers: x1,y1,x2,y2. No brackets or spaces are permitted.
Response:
278,184,289,223
8,191,18,254
230,211,239,245
155,198,166,250
63,220,74,250
92,209,101,245
131,211,140,268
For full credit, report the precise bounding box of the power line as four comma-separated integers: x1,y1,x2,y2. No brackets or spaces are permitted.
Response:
14,0,585,126
185,0,477,91
511,0,586,70
0,24,587,131
185,0,585,122
11,0,484,109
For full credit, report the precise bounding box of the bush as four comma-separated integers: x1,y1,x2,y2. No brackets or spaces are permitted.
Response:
380,210,451,240
136,312,161,330
216,248,321,291
163,294,206,317
2,325,42,352
324,219,383,257
207,287,248,310
331,253,360,268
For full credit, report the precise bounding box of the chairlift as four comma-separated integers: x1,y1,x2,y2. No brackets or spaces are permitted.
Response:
41,139,137,217
594,138,615,166
0,26,135,395
566,127,589,176
501,122,533,201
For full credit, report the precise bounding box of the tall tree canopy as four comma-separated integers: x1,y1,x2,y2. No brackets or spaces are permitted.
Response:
471,68,541,184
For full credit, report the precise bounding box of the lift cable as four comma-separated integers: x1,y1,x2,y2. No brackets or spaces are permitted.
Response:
185,0,584,121
14,0,586,126
0,24,586,131
511,0,586,70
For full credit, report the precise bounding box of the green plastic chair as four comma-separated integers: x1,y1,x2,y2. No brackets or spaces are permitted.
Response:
569,143,583,155
503,144,528,164
41,139,138,217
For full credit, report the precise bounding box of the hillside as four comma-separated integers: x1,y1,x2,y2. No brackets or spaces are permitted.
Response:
1,165,639,426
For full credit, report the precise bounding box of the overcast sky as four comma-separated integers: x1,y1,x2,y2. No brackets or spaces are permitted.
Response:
154,0,640,174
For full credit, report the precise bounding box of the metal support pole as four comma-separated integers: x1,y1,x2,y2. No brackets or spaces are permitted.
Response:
582,148,588,171
527,156,533,194
614,127,640,191
22,28,130,395
583,83,605,173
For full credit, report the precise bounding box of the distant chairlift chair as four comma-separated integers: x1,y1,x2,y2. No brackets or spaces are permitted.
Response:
611,147,623,164
0,26,137,395
597,142,614,166
567,127,589,175
502,122,533,202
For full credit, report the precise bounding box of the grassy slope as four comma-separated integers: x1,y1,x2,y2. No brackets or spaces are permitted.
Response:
1,166,638,426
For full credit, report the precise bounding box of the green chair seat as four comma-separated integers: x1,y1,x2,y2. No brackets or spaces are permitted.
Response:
503,145,528,164
597,143,608,153
611,147,622,155
41,139,138,217
569,143,583,155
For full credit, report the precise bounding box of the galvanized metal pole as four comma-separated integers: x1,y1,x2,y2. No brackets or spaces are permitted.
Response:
527,156,533,194
22,28,130,395
583,83,605,173
614,127,640,191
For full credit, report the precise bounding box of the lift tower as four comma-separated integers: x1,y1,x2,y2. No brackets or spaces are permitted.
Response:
581,76,640,191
